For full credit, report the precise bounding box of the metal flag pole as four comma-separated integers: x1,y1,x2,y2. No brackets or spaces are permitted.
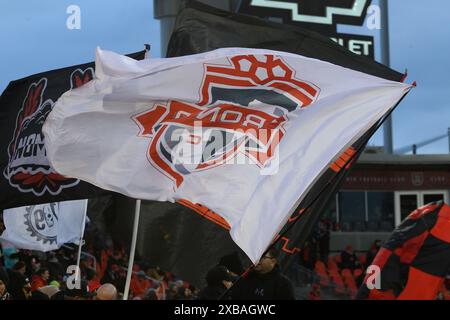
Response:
448,128,450,153
380,0,393,154
75,199,89,282
123,199,141,300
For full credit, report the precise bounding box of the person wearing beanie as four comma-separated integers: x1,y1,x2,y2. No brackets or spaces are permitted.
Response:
219,252,244,278
7,272,31,300
197,265,233,300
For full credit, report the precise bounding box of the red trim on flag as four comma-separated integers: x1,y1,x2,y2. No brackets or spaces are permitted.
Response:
178,199,231,230
288,208,305,222
279,237,301,255
330,147,356,172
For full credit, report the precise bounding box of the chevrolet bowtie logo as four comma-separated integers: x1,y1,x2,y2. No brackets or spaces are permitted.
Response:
241,0,370,27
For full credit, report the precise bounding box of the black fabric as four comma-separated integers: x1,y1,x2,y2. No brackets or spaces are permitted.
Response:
231,265,295,300
383,211,439,250
411,234,450,277
197,285,227,300
381,254,408,296
0,50,145,210
168,1,403,82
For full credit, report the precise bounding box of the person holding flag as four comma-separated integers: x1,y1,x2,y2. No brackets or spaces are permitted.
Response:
231,248,295,300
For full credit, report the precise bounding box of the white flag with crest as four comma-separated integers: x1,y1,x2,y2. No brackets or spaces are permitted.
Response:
1,200,87,252
43,48,412,263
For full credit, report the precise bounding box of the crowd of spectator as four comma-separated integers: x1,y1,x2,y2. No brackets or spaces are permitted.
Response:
0,213,203,300
1,209,300,301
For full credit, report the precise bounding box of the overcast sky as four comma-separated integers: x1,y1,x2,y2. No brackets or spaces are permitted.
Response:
0,0,449,154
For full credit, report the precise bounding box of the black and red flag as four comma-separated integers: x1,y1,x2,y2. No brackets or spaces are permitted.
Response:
0,50,146,210
357,201,450,300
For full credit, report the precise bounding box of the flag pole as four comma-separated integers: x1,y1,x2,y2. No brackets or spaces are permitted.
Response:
75,199,88,282
123,199,141,300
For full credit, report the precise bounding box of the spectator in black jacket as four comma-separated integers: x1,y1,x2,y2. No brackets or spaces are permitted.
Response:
366,240,382,268
7,270,31,300
232,248,295,300
340,245,361,271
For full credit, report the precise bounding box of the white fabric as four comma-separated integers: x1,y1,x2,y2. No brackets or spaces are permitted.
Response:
1,200,87,252
43,47,411,263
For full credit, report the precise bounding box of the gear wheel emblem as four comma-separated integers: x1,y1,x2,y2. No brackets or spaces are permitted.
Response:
24,204,58,245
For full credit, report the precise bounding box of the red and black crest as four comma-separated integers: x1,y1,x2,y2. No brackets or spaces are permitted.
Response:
133,54,320,188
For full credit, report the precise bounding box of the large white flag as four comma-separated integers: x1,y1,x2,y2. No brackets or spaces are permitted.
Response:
1,200,87,252
43,48,412,263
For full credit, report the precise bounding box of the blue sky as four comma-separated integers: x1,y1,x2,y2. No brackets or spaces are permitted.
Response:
0,0,449,154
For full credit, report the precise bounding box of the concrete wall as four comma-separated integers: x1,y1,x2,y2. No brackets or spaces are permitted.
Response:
330,231,391,252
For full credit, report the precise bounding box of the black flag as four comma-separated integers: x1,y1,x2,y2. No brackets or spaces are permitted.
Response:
0,50,146,210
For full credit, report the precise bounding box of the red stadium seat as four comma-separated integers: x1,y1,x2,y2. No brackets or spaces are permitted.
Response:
354,268,363,279
358,253,367,266
318,273,330,287
342,272,358,298
328,257,339,272
315,260,327,273
331,274,346,294
341,268,352,278
314,262,330,287
328,268,340,277
345,278,358,297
